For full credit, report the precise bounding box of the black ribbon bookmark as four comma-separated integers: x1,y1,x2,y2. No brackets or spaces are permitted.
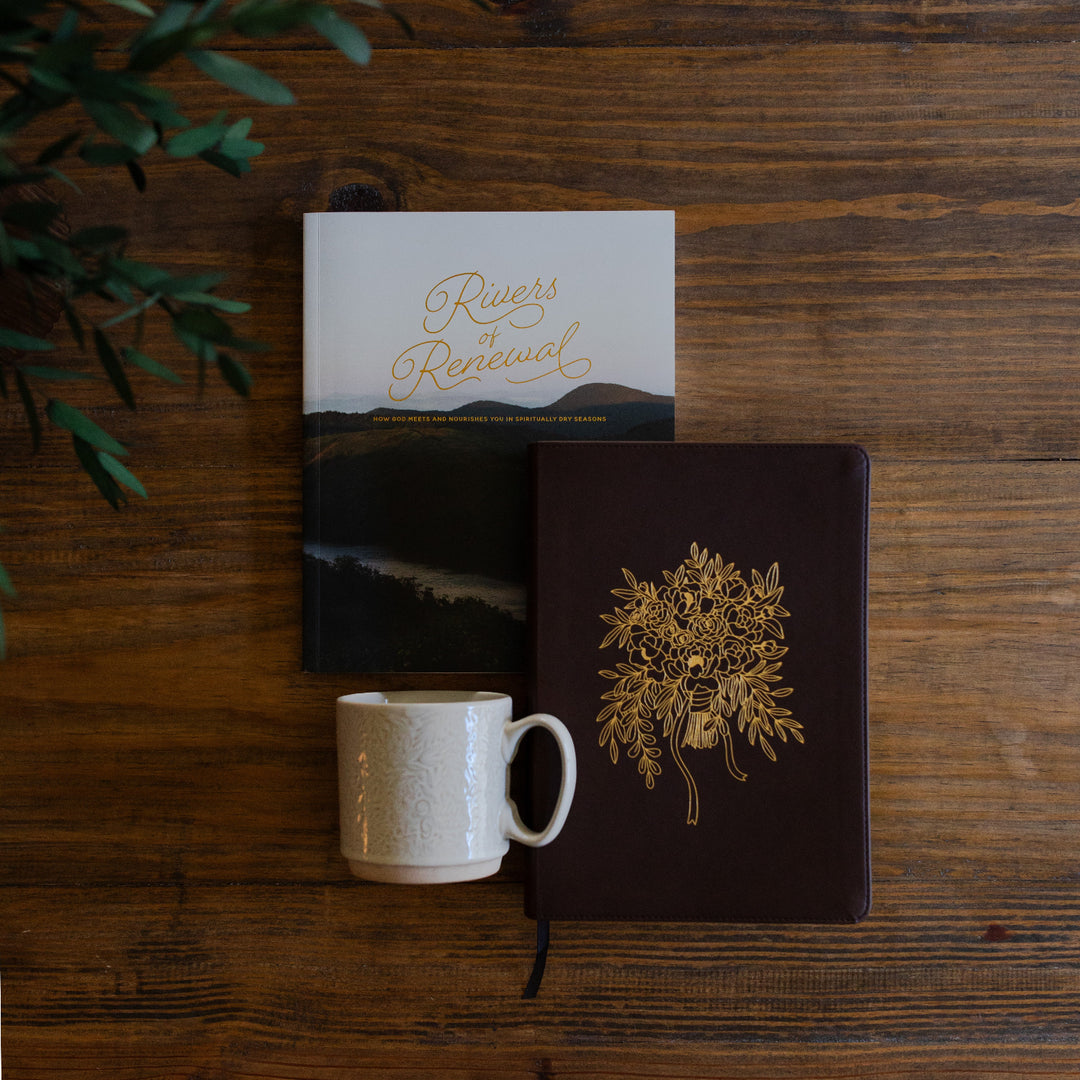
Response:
522,918,550,999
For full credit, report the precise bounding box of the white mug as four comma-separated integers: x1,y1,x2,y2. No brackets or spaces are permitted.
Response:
336,691,576,883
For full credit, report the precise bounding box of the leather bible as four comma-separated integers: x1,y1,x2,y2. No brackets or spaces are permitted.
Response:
525,442,871,925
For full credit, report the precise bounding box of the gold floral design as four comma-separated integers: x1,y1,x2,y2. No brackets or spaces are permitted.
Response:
597,543,802,825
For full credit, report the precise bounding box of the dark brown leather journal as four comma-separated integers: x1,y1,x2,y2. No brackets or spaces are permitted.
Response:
525,442,871,924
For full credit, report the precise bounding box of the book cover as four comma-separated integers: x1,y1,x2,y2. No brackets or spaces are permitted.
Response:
526,442,871,923
302,211,675,673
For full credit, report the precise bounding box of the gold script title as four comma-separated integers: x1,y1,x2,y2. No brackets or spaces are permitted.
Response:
388,271,592,402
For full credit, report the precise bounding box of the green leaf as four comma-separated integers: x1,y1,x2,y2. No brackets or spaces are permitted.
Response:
54,7,82,43
173,325,216,368
122,346,183,385
138,2,199,46
81,99,158,154
308,7,371,65
220,116,264,160
134,94,189,130
186,49,295,105
42,164,81,194
19,365,95,381
79,141,139,166
108,256,170,292
0,327,54,351
97,450,148,498
217,352,252,396
24,234,85,278
96,275,138,308
29,66,76,95
0,559,15,599
61,298,86,351
223,115,253,141
93,327,135,409
229,335,271,354
71,434,126,509
156,271,227,295
167,118,227,158
14,368,41,451
103,0,156,16
198,148,246,177
191,0,228,23
228,0,318,36
0,221,14,268
35,131,81,166
173,307,266,354
46,399,128,457
0,24,41,56
126,158,148,193
170,291,250,313
97,292,161,329
172,306,235,344
128,24,216,72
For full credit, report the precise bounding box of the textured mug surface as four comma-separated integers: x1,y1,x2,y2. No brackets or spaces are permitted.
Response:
336,691,576,883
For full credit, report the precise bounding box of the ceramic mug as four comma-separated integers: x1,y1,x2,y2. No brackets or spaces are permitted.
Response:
336,691,576,883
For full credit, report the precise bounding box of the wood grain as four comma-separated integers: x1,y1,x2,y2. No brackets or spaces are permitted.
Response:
4,882,1080,1060
3,18,1080,1080
96,0,1080,49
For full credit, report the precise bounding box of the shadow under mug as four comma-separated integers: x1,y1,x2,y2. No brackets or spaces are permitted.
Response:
336,691,577,883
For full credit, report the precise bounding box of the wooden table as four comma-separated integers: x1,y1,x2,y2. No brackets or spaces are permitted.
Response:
3,2,1080,1075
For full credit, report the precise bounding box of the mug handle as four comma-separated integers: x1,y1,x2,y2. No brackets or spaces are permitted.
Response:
500,713,577,847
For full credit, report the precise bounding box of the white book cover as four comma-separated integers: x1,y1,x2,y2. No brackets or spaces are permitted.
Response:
303,210,675,672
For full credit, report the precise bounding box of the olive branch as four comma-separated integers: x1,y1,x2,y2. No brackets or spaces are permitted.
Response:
0,0,410,656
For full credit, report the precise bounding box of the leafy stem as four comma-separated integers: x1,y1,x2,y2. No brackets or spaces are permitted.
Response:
0,0,400,656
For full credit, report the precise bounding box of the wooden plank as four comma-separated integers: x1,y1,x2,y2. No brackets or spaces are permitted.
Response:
6,1043,1080,1080
90,0,1080,49
3,881,1080,1065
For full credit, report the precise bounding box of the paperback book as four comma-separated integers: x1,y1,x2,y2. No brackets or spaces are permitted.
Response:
303,211,674,672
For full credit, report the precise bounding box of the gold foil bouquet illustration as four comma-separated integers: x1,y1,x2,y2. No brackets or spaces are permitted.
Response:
597,543,802,825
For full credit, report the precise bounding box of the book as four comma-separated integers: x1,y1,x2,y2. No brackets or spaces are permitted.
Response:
302,211,675,673
525,442,871,924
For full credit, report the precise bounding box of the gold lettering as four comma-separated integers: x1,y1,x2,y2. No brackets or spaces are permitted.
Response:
505,321,591,386
423,271,548,334
423,272,484,335
389,340,480,401
392,270,581,401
